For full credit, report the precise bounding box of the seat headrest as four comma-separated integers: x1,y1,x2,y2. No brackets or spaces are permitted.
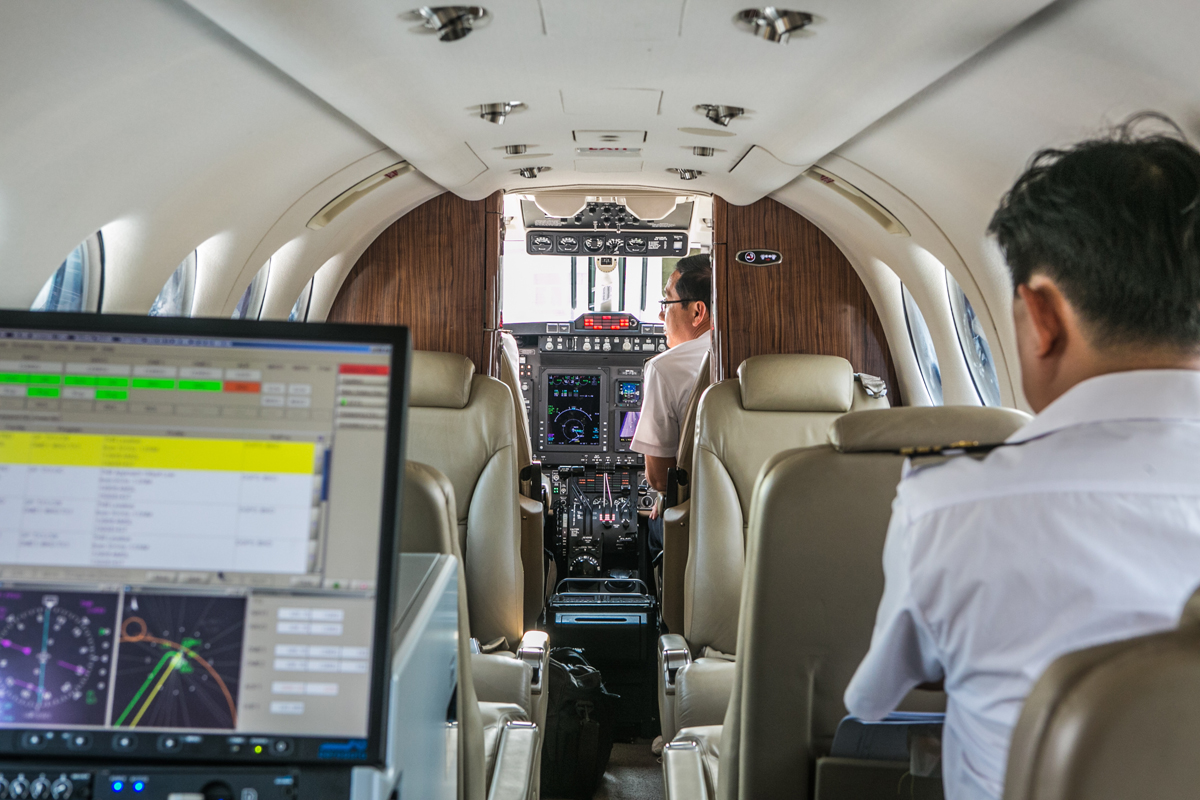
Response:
829,406,1031,454
738,354,854,412
410,351,475,409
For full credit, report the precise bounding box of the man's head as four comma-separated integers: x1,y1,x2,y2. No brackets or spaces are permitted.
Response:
661,253,713,347
988,113,1200,411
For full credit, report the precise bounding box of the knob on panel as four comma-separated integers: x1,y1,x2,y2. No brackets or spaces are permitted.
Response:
29,777,50,800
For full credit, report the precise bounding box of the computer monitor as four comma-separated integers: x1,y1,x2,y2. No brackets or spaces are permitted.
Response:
0,311,409,767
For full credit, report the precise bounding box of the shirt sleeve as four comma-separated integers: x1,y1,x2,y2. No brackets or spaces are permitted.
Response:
630,359,678,459
844,497,944,720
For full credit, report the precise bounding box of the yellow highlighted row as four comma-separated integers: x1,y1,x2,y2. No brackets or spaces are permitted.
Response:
0,431,314,474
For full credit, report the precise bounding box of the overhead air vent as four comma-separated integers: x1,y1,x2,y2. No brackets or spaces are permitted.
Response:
805,167,909,236
307,162,414,231
517,166,550,179
479,101,524,124
407,6,490,41
692,147,716,157
505,144,528,155
733,8,814,43
668,168,703,181
694,104,745,127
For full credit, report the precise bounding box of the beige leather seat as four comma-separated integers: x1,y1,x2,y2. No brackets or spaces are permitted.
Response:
401,462,541,800
408,351,525,650
1003,585,1200,800
497,332,546,631
662,406,1029,800
661,348,711,636
658,355,889,742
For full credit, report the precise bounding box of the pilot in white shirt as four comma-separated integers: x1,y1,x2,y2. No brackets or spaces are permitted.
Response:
631,254,713,494
845,114,1200,800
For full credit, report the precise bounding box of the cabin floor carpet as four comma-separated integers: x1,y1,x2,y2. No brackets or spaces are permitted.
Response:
592,740,664,800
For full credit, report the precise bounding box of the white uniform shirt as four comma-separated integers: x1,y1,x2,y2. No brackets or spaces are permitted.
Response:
845,370,1200,800
630,332,712,458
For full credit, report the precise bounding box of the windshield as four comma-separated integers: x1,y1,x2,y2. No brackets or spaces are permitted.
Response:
501,251,669,324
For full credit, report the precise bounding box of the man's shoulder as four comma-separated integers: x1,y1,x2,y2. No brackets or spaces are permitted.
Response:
897,418,1200,521
646,335,709,375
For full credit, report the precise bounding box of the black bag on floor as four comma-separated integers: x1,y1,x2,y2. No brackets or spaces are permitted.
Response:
539,647,620,799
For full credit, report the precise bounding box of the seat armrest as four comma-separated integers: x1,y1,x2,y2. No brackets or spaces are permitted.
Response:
473,653,533,716
660,633,693,696
487,721,539,800
661,500,690,636
663,739,710,800
517,630,549,697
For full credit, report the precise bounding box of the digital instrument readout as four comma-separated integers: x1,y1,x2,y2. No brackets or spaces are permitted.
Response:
546,374,602,447
616,381,641,406
581,315,638,331
618,411,641,441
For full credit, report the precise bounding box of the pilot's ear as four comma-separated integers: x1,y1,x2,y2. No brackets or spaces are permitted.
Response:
1016,277,1066,359
691,300,710,328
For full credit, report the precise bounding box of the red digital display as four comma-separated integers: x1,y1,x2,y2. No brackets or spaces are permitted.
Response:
581,315,636,331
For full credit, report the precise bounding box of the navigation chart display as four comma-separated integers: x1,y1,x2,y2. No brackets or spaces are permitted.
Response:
0,312,408,766
546,374,602,447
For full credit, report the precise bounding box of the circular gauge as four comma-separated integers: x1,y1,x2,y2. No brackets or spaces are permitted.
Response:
530,234,554,253
557,236,579,253
584,237,605,253
606,238,624,253
553,408,595,444
0,597,108,711
626,237,647,253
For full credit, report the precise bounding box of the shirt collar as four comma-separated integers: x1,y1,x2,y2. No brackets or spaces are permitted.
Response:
1008,369,1200,443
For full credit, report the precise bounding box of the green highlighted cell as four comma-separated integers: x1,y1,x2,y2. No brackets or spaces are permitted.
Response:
0,372,61,385
178,380,221,392
27,387,60,398
132,378,175,390
66,375,127,387
96,390,127,401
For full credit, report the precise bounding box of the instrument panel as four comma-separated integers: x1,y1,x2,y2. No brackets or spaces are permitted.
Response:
508,313,666,468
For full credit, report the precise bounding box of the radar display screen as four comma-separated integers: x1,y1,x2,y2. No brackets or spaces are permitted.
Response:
546,374,602,447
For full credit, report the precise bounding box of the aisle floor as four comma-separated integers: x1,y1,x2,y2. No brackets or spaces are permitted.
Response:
592,740,663,800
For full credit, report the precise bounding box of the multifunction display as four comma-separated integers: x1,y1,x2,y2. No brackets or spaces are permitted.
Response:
545,375,602,447
618,411,640,441
0,315,406,766
616,381,641,407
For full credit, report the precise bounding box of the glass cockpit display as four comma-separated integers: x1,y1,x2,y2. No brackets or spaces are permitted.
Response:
546,374,602,447
0,312,408,767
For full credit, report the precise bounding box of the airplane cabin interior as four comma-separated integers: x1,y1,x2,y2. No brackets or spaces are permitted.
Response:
2,1,1200,799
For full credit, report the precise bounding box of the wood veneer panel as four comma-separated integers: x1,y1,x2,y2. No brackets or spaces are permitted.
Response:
712,195,900,400
327,191,502,375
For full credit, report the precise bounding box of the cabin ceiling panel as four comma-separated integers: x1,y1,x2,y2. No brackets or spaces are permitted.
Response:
181,0,1054,203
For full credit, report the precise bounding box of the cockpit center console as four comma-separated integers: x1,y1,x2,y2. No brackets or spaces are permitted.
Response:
509,312,665,584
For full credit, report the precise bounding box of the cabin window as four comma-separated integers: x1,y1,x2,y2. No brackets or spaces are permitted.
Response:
232,259,271,320
31,233,103,312
502,252,668,324
149,251,197,317
947,274,1001,406
289,277,314,322
902,283,943,405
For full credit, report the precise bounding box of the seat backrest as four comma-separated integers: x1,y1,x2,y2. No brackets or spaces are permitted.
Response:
685,354,889,655
674,348,712,505
407,351,524,649
401,461,487,800
497,332,533,478
1002,585,1200,800
719,406,1030,800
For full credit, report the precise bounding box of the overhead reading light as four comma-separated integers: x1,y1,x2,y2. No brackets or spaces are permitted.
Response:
733,7,813,43
408,6,490,41
668,168,702,181
693,147,715,157
695,104,745,127
517,166,550,179
480,102,523,124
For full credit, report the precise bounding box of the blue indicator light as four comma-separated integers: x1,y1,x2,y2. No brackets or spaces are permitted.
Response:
112,781,125,793
132,782,146,793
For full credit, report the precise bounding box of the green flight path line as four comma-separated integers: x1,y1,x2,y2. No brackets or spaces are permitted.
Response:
114,650,176,726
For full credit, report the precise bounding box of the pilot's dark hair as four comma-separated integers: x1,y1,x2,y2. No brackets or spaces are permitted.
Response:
988,112,1200,350
673,253,712,313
